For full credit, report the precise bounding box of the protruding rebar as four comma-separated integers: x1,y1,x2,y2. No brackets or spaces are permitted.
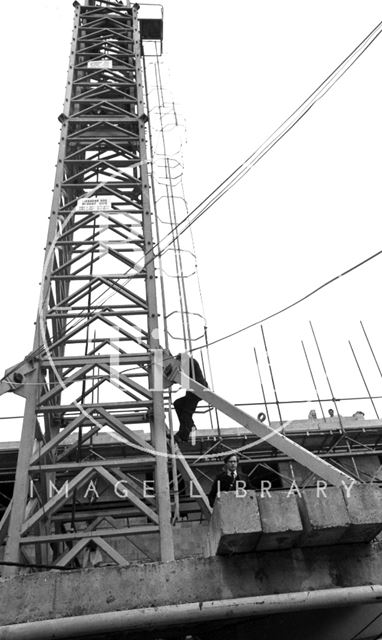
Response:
253,346,271,424
361,320,382,380
348,340,379,419
301,340,326,421
310,321,359,479
261,325,283,425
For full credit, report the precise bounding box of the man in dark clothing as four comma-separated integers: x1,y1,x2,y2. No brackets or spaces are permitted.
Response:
208,453,252,507
171,354,208,444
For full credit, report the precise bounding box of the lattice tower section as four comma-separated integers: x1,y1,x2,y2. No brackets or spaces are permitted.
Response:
2,0,181,576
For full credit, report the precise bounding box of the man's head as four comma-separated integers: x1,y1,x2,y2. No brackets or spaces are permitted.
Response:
224,453,238,473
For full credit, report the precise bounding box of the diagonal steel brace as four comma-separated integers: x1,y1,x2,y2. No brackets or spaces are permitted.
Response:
165,359,356,487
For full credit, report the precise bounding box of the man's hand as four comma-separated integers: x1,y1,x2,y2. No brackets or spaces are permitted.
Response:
163,358,181,384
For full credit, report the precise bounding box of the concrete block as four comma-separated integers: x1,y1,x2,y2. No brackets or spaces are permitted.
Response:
256,490,303,550
341,484,382,543
208,490,261,555
298,487,350,547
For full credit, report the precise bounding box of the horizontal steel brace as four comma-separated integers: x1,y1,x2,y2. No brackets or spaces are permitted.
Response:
46,311,147,318
50,274,145,280
30,456,155,473
68,115,138,121
20,525,159,545
65,337,146,344
49,503,201,524
40,354,150,367
62,181,140,188
192,447,382,466
38,401,152,412
63,160,140,166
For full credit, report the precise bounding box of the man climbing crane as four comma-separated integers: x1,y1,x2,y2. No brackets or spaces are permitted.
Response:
164,353,208,443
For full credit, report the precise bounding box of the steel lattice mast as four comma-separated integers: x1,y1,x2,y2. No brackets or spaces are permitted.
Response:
0,0,358,580
0,0,183,576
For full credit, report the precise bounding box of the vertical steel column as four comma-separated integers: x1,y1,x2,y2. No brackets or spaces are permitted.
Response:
2,371,38,577
132,7,174,562
2,5,81,578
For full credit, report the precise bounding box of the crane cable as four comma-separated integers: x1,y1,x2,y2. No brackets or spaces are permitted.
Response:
150,51,219,433
152,56,190,351
3,17,381,382
194,247,382,351
56,13,382,338
155,17,382,255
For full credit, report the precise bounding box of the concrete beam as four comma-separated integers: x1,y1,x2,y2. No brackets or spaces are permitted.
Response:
207,485,382,555
1,587,382,640
2,543,382,627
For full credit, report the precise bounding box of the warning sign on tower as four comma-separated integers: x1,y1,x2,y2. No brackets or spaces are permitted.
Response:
75,196,113,212
87,60,113,69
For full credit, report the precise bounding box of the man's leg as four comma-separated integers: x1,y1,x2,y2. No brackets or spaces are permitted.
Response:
174,393,199,442
173,396,184,420
177,410,194,442
174,396,188,442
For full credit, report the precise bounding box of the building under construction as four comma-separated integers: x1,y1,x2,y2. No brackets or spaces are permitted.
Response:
1,1,382,639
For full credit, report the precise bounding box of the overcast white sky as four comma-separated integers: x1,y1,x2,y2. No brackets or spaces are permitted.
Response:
1,1,382,440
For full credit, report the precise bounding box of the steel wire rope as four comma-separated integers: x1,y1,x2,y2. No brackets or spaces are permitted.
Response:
155,17,382,251
150,54,210,350
152,49,205,446
153,58,189,351
148,54,219,430
79,243,382,402
126,19,382,354
152,50,221,437
143,51,181,521
5,18,381,383
168,124,219,430
82,27,382,360
46,14,379,336
153,67,196,360
197,247,382,351
175,133,219,429
46,13,382,339
148,60,192,354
